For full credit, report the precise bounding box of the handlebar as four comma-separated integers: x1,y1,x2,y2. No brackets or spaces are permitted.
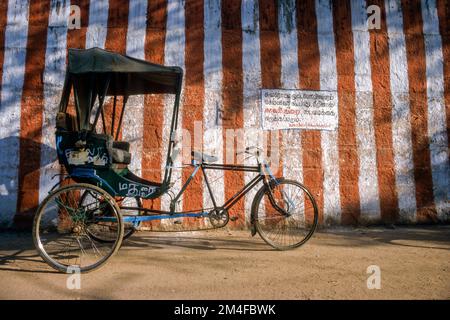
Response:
235,146,275,178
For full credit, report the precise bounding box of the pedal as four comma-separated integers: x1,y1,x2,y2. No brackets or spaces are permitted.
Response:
229,216,238,222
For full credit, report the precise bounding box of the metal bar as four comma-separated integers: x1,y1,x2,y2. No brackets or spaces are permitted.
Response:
100,107,107,134
111,94,117,136
73,85,82,130
98,211,209,223
223,174,263,209
171,165,201,205
86,74,95,129
120,206,213,215
115,95,128,140
92,74,111,132
202,165,219,210
163,73,183,185
202,163,260,172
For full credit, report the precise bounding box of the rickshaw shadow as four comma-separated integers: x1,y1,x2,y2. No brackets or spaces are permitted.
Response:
121,232,274,252
0,137,59,273
0,231,60,274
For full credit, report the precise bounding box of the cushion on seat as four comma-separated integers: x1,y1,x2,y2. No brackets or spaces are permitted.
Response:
111,140,131,164
112,147,131,164
56,112,76,131
56,117,131,165
112,141,130,152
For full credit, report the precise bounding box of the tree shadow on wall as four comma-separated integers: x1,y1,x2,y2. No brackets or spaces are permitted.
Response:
0,136,56,229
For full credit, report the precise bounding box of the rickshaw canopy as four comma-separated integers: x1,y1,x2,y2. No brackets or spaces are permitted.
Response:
58,47,183,131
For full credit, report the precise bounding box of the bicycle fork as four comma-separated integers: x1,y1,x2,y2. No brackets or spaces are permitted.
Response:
250,161,290,237
261,160,290,217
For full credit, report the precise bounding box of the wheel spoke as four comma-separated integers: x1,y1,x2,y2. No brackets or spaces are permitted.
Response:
34,184,123,273
254,180,318,249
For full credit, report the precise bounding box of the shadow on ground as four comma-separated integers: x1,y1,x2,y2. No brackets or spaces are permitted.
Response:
0,225,449,274
317,225,450,251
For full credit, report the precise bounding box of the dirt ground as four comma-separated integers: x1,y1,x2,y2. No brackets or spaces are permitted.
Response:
0,226,449,300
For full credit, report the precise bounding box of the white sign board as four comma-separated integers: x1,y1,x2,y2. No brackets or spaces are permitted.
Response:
261,89,338,131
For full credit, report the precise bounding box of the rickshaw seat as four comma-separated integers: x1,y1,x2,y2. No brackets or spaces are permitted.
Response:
56,112,76,131
111,147,131,164
112,141,130,152
111,141,131,164
56,112,131,165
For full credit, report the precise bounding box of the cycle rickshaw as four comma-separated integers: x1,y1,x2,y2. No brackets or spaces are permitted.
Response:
33,48,318,273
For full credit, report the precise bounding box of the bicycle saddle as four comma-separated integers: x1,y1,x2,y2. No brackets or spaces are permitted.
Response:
191,150,218,163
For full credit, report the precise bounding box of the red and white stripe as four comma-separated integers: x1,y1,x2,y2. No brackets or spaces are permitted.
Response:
85,0,109,49
39,0,70,204
351,0,381,221
161,0,185,221
279,0,303,214
316,0,342,222
385,0,417,222
242,0,262,222
0,0,448,227
204,0,224,213
124,0,147,177
420,0,449,221
0,0,30,225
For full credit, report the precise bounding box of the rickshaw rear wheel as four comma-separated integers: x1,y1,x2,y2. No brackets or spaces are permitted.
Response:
80,193,141,242
33,183,124,273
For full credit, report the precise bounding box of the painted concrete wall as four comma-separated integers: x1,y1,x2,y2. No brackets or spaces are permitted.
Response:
0,0,448,228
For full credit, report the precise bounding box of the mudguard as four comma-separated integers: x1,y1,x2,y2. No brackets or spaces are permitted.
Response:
249,177,285,237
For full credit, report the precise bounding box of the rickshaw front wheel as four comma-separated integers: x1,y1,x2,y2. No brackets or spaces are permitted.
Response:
33,183,124,273
251,179,318,250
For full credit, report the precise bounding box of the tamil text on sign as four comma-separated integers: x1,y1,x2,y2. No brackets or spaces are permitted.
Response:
261,89,338,131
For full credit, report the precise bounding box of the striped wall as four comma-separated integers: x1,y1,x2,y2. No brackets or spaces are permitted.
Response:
0,0,448,228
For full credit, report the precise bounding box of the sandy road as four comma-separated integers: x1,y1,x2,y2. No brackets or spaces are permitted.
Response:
0,226,449,299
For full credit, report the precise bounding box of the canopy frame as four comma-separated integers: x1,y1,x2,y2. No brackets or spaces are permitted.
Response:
57,47,184,187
